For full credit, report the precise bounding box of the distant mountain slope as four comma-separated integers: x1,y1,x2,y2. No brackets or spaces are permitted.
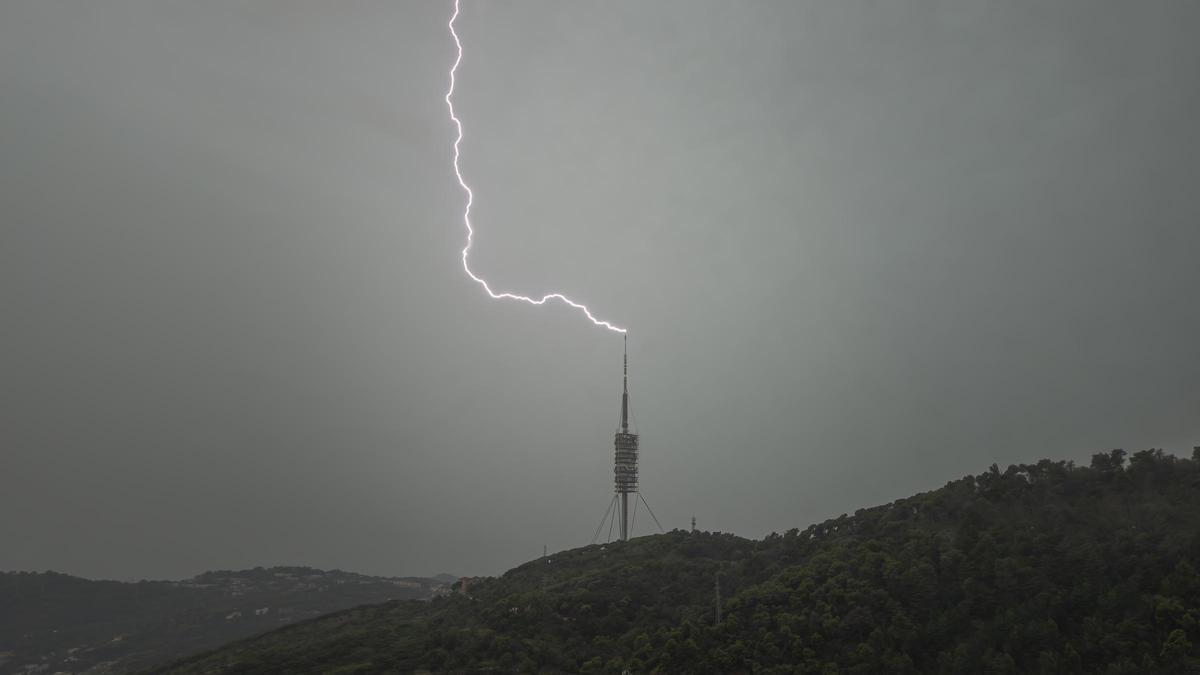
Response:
153,449,1200,673
0,566,450,674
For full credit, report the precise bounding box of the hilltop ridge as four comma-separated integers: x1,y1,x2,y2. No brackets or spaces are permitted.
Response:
0,566,451,675
153,448,1200,673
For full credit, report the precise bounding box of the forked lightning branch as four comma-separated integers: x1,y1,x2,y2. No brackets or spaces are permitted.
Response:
445,0,626,335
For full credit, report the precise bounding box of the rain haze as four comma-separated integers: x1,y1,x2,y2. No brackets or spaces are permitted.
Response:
3,1,1199,581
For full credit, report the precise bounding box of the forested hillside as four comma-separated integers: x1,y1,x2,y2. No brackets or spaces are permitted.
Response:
155,449,1200,674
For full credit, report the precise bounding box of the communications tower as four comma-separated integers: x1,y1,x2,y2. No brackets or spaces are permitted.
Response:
593,336,663,543
614,336,638,540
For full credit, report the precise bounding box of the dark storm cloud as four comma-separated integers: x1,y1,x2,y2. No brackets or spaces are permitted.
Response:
3,0,1199,580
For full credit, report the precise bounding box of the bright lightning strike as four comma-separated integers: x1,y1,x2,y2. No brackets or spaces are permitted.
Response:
446,0,627,334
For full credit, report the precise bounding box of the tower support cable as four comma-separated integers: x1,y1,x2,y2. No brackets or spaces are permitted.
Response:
639,493,665,533
592,494,618,545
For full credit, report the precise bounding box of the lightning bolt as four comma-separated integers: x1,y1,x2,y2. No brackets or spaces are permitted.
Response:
446,0,627,335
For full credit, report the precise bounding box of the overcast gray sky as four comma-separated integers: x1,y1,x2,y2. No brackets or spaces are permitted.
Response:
3,0,1199,581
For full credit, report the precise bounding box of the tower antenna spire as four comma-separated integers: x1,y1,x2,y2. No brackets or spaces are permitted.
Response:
621,335,629,433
